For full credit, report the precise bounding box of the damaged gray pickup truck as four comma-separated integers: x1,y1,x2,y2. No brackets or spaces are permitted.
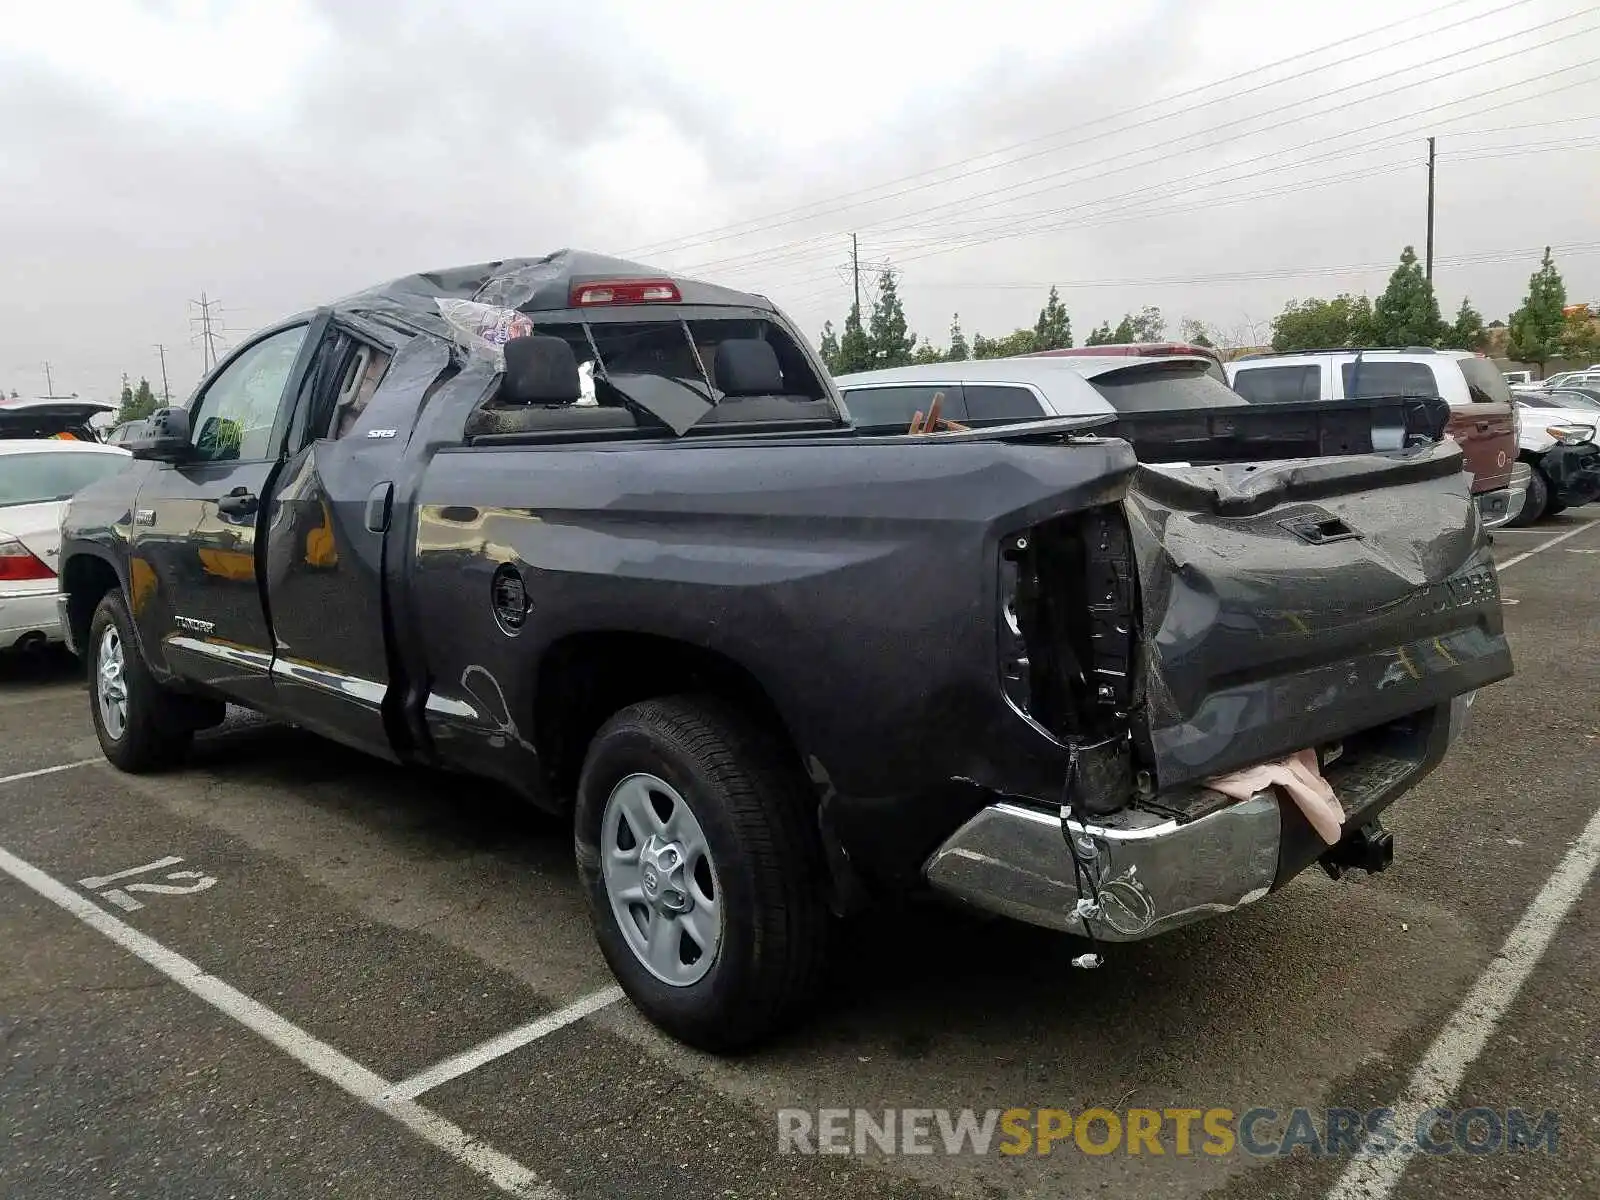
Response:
59,252,1512,1050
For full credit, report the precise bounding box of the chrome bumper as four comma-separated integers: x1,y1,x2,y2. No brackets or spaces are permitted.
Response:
924,793,1280,942
1479,464,1531,529
923,697,1474,941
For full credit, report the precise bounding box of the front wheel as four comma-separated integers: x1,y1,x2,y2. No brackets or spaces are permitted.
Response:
87,592,198,772
1508,466,1549,527
574,696,830,1052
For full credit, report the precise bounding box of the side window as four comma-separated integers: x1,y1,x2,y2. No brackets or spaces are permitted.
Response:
1457,357,1514,405
1340,361,1438,400
963,384,1046,423
190,326,308,462
1231,365,1319,403
330,344,392,439
840,385,966,428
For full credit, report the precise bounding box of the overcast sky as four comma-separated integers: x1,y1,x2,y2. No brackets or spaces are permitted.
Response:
3,0,1597,401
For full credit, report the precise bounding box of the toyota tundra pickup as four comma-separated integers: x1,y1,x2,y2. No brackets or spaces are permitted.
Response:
59,252,1512,1050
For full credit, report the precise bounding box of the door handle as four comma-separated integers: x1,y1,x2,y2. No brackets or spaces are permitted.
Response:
1476,420,1491,431
217,488,258,517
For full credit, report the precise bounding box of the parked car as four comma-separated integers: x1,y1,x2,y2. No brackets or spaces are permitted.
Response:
104,419,151,446
0,397,115,442
1503,370,1533,385
1540,371,1600,391
1226,349,1527,530
1,441,132,652
1506,391,1600,524
60,253,1510,1050
1019,341,1228,382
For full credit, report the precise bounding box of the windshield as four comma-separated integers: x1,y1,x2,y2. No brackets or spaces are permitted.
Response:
1088,361,1249,412
0,451,130,507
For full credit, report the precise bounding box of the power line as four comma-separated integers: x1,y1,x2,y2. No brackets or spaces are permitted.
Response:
791,239,1600,296
769,61,1600,302
623,0,1522,259
704,106,1600,283
685,17,1599,281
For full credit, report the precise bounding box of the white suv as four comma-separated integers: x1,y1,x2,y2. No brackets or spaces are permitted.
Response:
1226,349,1527,529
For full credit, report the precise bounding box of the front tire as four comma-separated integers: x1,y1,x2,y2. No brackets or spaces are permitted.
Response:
1509,466,1549,527
574,696,830,1052
88,592,196,772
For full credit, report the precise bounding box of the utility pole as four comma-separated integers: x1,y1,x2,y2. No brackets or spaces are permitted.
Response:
154,344,171,404
1425,137,1436,285
191,292,221,373
43,361,54,397
851,233,861,316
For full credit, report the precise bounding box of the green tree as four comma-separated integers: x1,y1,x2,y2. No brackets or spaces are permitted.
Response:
1562,309,1600,360
1179,317,1215,347
119,377,160,424
973,328,1036,359
1444,297,1485,352
1507,248,1569,366
1111,315,1137,343
947,314,969,362
837,302,873,373
867,269,917,368
1371,246,1444,347
1271,293,1376,351
1129,306,1164,342
1033,286,1073,351
1084,321,1114,346
117,375,134,415
911,338,945,365
818,321,841,373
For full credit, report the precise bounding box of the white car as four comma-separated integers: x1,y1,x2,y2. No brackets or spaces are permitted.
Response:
1508,388,1600,524
0,441,133,651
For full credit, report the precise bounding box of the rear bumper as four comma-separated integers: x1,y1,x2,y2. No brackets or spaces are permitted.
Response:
923,696,1468,941
1478,465,1531,529
0,588,65,650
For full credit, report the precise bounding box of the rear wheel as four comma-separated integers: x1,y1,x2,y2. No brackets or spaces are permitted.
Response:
88,592,212,771
574,696,830,1052
1509,466,1549,527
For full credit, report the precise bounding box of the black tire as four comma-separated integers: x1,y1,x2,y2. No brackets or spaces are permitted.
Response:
87,591,198,772
1508,466,1549,527
574,696,830,1052
1545,500,1567,518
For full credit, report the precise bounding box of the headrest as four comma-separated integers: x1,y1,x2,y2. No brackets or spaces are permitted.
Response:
714,339,783,397
502,335,580,405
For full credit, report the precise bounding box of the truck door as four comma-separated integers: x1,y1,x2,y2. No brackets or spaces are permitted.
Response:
129,321,321,705
260,323,405,760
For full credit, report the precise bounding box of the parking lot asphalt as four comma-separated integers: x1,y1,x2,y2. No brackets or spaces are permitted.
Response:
1,515,1596,1200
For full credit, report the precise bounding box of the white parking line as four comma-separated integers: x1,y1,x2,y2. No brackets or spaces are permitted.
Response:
1325,800,1600,1198
382,985,625,1102
1496,517,1600,571
0,841,562,1200
0,759,100,787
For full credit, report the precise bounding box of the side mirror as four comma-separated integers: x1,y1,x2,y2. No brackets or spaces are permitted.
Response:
128,406,193,463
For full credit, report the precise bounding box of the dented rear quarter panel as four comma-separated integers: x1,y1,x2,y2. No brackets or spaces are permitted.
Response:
406,436,1137,803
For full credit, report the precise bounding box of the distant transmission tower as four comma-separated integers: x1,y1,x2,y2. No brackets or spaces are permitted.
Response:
189,292,225,373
